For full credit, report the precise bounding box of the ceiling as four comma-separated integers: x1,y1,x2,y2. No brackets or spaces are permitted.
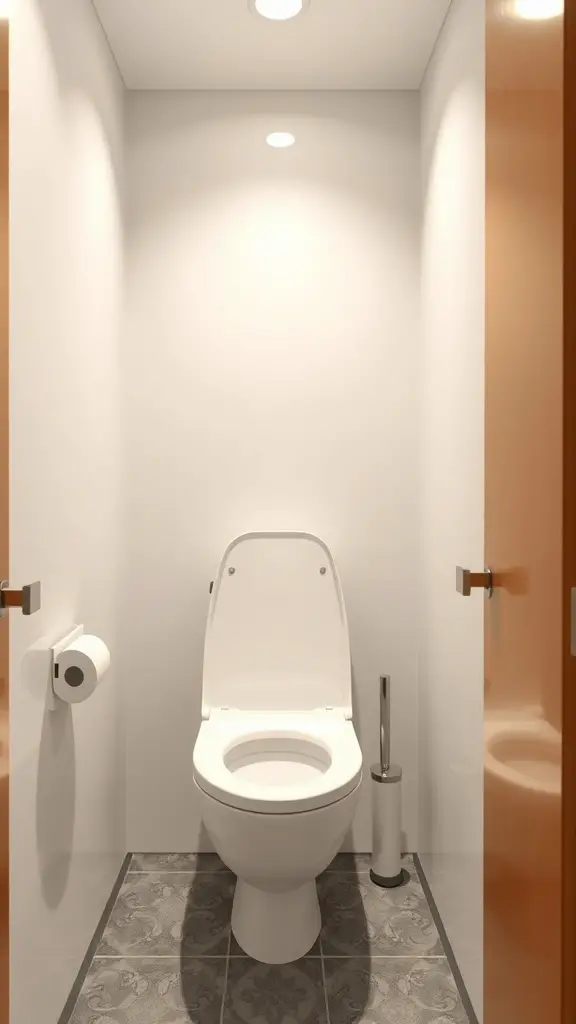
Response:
93,0,451,90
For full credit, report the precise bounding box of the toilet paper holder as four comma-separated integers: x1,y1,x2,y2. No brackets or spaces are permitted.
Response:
48,624,84,710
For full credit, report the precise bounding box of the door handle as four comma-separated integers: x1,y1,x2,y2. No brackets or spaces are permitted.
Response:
456,566,493,598
0,580,41,616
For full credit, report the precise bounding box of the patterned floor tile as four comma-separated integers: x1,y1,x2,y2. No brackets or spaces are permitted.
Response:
130,853,230,873
223,957,327,1024
68,958,226,1024
97,872,234,957
324,958,469,1024
319,869,443,957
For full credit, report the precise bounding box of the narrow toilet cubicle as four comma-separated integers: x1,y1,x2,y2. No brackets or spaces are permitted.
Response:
9,1,486,1022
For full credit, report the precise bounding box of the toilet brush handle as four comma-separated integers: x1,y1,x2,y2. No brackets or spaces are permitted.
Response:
380,676,391,773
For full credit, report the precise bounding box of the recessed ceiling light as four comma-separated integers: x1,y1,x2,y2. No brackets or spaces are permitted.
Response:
250,0,309,21
504,0,563,19
266,132,296,148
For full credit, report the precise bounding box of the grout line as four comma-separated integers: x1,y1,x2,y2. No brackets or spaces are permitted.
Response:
91,953,448,961
57,854,132,1024
319,954,448,960
125,870,233,876
319,931,332,1024
412,854,479,1024
93,954,232,960
219,929,232,1024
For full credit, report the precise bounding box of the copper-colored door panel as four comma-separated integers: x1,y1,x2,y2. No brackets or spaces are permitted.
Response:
0,20,8,1024
562,5,576,1019
485,2,569,1022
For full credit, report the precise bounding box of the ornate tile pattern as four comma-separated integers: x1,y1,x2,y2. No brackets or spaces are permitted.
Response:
97,872,234,957
68,958,226,1024
224,957,327,1024
324,958,469,1024
65,854,470,1024
319,858,443,957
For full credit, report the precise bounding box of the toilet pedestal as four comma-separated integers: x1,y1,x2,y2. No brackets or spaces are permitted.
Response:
231,879,321,963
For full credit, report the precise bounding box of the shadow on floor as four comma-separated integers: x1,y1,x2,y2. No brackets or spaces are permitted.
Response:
179,858,370,1023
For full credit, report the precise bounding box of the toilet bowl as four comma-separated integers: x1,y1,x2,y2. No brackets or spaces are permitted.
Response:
192,532,362,964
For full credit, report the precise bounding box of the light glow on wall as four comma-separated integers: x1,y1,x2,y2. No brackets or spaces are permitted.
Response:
506,0,563,19
252,0,306,20
266,132,296,148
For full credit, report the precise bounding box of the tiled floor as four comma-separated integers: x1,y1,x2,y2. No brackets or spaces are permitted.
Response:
65,853,470,1024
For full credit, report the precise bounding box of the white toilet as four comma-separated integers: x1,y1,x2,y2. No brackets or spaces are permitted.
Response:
193,531,362,964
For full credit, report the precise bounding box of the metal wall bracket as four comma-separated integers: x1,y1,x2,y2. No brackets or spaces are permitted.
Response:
456,566,493,598
0,580,42,617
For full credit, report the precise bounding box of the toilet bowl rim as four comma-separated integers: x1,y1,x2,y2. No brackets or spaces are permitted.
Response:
193,712,362,814
193,773,362,815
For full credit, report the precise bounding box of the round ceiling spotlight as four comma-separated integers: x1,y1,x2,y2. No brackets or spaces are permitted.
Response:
250,0,309,21
502,0,563,18
266,132,296,148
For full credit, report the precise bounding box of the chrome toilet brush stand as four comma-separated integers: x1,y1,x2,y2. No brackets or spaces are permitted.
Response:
370,676,407,888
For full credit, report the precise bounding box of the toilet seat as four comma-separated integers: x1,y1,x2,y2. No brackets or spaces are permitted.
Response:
193,711,362,814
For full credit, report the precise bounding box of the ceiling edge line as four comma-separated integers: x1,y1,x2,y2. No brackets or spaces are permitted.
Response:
418,0,455,91
90,0,128,90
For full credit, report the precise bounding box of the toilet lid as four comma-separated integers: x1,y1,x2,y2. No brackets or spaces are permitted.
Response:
202,533,352,717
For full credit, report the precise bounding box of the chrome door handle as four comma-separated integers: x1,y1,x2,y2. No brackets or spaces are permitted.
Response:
456,566,493,598
0,580,41,616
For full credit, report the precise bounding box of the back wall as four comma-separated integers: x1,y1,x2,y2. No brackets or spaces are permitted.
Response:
122,90,420,852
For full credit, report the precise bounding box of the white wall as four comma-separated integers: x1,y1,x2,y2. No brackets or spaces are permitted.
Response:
123,91,421,854
10,0,125,1020
420,0,485,1018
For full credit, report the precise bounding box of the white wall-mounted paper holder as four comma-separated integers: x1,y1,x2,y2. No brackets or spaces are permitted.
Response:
48,624,84,710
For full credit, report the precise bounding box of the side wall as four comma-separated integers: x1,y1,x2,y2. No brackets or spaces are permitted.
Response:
420,0,485,1018
123,91,421,854
10,1,125,1019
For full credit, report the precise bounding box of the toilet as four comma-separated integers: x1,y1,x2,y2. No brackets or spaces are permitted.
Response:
193,531,362,964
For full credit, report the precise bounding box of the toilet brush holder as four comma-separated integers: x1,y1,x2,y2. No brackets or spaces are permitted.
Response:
370,676,407,888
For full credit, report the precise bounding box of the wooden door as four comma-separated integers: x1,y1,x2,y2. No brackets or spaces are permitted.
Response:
0,19,7,1024
485,1,573,1021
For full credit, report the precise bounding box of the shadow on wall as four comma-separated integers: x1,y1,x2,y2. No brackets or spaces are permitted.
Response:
36,700,76,910
179,841,370,1022
18,642,77,909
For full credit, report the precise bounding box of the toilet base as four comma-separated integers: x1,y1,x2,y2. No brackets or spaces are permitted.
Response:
231,879,321,964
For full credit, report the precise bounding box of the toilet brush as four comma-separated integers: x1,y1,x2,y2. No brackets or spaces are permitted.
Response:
370,676,406,888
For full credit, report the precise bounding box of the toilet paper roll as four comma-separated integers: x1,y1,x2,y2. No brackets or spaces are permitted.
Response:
54,634,110,705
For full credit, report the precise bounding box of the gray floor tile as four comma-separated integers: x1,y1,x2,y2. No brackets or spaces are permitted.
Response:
229,931,322,957
223,957,327,1024
323,853,414,875
324,958,469,1024
319,870,443,957
97,872,234,957
130,852,230,873
323,853,373,873
68,957,226,1024
63,855,474,1024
